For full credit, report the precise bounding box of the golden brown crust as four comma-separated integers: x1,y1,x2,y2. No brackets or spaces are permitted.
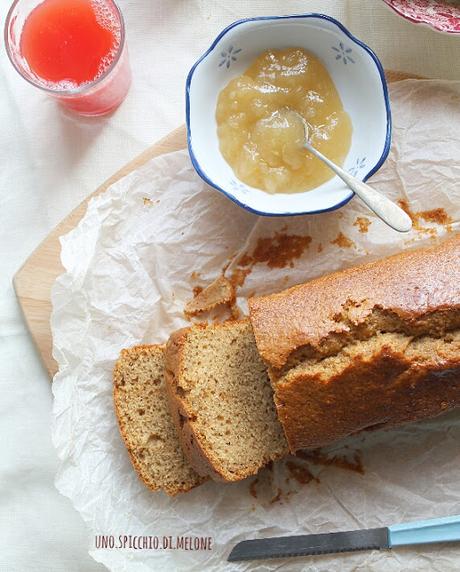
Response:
249,235,460,370
164,326,232,481
113,344,205,495
276,347,460,451
249,236,460,452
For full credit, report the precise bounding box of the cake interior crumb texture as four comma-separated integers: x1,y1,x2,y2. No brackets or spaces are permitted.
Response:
113,345,203,495
169,321,288,481
285,330,460,382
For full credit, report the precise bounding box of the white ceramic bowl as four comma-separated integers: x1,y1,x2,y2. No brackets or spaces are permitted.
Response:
186,14,391,216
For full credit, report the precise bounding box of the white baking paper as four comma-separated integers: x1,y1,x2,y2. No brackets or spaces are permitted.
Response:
51,80,460,572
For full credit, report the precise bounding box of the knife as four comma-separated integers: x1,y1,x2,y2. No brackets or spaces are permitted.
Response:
228,514,460,562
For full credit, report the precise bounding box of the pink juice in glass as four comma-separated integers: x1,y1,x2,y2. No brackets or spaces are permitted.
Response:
5,0,131,115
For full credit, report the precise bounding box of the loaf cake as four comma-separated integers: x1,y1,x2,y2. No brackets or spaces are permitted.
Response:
249,235,460,452
164,320,288,481
113,345,204,495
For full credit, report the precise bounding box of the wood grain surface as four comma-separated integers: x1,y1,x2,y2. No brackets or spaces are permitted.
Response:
13,71,419,378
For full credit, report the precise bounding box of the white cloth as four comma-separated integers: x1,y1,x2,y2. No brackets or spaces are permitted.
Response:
0,1,458,571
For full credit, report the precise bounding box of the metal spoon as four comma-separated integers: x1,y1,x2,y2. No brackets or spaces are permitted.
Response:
290,110,412,233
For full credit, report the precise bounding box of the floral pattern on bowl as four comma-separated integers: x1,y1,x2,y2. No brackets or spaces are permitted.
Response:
349,157,367,177
219,45,242,69
332,42,355,65
382,0,460,34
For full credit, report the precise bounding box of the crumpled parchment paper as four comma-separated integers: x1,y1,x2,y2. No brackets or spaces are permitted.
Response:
51,80,460,572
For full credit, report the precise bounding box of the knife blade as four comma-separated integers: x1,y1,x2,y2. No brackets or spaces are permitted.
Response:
228,527,389,561
228,514,460,562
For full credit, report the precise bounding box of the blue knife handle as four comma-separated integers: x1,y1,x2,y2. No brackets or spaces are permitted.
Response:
389,515,460,547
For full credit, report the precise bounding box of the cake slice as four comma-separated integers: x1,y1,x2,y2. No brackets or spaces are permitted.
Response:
113,345,204,495
164,320,288,482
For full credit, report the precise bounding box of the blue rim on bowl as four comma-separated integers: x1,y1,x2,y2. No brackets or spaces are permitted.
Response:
185,13,392,217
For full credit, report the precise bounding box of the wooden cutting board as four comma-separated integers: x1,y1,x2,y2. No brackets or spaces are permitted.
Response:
13,70,418,378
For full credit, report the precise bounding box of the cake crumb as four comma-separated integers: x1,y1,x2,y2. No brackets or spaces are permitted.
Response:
398,200,451,237
192,286,203,297
239,233,312,270
285,461,319,485
269,488,283,504
229,267,252,288
249,477,259,499
419,208,452,226
296,449,364,475
353,216,371,233
331,232,355,249
143,197,153,206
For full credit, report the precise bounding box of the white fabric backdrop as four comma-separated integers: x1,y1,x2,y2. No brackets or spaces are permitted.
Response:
0,1,458,570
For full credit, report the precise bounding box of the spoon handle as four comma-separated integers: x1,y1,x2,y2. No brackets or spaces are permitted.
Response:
304,143,412,233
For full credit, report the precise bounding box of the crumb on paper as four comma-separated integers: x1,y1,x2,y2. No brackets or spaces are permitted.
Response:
331,232,355,249
398,199,421,227
229,267,252,288
246,452,348,505
190,271,201,281
238,233,312,270
296,449,364,475
269,488,283,505
249,477,259,499
353,216,372,233
224,231,313,293
143,197,153,206
192,286,203,297
419,208,452,226
285,461,319,485
398,200,452,237
184,275,235,318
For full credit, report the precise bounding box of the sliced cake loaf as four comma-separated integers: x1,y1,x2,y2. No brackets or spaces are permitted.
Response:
113,345,205,495
164,320,289,482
